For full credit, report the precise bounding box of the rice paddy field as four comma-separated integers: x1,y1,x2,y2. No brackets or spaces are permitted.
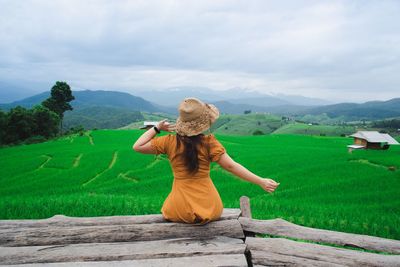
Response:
272,122,356,136
0,130,399,240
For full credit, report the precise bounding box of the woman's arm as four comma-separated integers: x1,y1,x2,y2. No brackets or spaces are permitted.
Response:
216,153,279,193
133,119,176,154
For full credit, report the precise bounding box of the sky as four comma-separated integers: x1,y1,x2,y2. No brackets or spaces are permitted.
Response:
0,0,399,103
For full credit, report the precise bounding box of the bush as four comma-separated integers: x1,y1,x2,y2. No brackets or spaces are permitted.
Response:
253,130,265,135
24,135,47,144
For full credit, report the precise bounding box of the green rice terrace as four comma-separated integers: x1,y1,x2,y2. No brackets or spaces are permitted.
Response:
0,130,399,241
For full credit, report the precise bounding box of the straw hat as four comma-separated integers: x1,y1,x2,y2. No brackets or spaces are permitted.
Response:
175,97,220,136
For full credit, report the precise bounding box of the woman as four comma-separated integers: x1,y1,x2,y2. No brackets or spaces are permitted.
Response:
133,97,279,224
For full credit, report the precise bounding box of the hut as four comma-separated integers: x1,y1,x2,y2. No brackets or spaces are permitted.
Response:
348,131,399,152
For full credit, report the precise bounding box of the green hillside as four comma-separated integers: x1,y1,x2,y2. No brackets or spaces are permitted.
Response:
273,122,356,136
64,106,145,130
210,113,285,135
119,112,177,130
1,130,399,240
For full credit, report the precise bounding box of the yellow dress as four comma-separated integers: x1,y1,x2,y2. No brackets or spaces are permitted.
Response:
150,133,226,224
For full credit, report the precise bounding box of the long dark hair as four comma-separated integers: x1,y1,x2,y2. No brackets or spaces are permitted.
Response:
176,134,210,174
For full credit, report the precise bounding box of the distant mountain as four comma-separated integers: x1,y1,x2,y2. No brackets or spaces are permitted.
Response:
132,86,229,107
63,106,144,130
211,101,272,114
209,100,312,115
0,90,163,113
0,90,174,130
226,97,291,107
131,86,332,107
303,98,400,120
273,93,332,106
0,81,43,103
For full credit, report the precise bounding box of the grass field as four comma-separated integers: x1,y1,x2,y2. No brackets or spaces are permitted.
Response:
210,114,284,135
0,130,399,240
272,122,356,136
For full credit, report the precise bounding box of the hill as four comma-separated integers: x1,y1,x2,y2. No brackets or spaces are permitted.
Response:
0,90,175,130
63,106,145,130
0,90,162,113
0,130,399,240
272,123,356,136
303,98,400,120
131,87,333,108
209,113,285,135
119,112,178,130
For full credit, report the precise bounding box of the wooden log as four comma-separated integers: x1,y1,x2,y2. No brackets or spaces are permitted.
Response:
0,208,241,229
240,217,400,254
239,196,252,218
0,236,246,265
0,219,244,247
7,254,248,267
246,237,400,267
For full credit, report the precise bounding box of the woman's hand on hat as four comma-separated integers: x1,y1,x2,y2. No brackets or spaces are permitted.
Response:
157,119,176,132
258,178,280,193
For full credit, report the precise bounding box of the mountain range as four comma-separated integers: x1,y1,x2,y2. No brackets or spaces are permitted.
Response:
1,89,399,129
130,86,332,107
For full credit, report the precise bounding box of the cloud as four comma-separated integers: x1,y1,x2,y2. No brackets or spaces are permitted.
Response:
0,0,399,102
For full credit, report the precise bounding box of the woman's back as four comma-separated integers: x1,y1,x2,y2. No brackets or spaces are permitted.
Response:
150,133,226,224
151,133,226,180
133,97,279,224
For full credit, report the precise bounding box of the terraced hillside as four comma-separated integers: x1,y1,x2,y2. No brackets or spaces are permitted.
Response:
0,130,399,240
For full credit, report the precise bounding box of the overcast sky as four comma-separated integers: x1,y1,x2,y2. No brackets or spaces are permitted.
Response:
0,0,399,103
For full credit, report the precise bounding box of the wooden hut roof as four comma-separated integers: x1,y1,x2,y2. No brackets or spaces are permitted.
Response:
350,131,399,145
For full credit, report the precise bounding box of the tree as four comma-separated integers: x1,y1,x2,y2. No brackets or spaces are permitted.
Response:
42,81,75,133
32,105,60,138
244,110,251,114
0,110,7,144
5,106,35,144
253,129,265,135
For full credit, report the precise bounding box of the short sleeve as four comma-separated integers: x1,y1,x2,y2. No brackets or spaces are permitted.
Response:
150,135,171,155
208,134,226,162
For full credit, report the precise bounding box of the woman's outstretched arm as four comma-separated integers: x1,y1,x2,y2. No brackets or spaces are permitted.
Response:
133,119,176,154
216,153,279,193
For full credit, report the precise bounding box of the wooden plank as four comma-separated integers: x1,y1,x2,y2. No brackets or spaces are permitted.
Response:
0,208,241,229
239,196,251,218
0,219,244,247
246,237,400,267
0,236,246,265
240,217,400,254
5,254,248,267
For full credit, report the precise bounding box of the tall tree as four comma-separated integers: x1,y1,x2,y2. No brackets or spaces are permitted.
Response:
0,110,7,144
42,81,75,133
32,105,60,138
5,106,35,144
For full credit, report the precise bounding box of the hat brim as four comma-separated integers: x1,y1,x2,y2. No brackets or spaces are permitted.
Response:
175,104,220,136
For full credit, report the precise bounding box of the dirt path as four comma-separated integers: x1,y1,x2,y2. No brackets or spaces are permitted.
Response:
73,154,83,168
37,155,52,170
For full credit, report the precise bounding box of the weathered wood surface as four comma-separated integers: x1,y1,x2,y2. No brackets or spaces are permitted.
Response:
0,236,246,265
240,217,400,254
0,208,241,228
247,237,400,267
239,196,252,218
7,254,248,267
0,218,244,247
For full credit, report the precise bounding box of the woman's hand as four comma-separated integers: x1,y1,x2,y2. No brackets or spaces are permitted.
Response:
258,178,280,193
157,119,176,132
